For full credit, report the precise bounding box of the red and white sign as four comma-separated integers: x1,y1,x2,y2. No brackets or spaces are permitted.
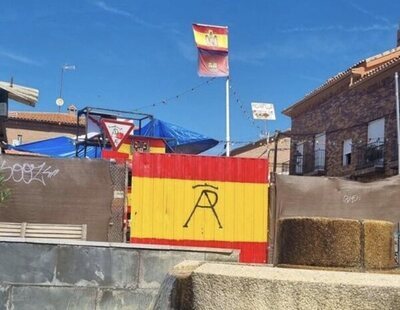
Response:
101,118,134,151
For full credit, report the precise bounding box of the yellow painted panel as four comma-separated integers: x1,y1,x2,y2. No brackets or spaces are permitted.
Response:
149,147,166,154
118,143,131,155
131,177,268,242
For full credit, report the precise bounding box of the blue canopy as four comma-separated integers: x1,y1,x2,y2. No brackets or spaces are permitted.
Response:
13,136,101,158
12,119,218,157
135,119,218,154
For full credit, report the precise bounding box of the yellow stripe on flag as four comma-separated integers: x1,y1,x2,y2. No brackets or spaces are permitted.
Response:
193,30,228,51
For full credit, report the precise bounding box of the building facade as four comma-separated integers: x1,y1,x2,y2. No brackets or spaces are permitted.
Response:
5,105,83,146
231,134,291,176
283,46,400,180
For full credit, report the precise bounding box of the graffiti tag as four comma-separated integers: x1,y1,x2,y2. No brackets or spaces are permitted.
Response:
343,194,361,204
183,183,223,229
0,160,59,186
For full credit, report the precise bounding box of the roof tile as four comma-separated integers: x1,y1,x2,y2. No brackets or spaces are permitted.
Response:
8,112,84,126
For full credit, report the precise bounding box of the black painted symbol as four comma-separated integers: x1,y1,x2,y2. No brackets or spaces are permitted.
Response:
183,183,222,229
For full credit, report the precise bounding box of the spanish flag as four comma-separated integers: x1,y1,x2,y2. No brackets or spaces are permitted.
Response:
193,23,229,77
130,153,269,263
193,23,228,52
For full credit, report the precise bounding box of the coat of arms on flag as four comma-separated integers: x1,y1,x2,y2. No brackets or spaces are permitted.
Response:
193,23,229,77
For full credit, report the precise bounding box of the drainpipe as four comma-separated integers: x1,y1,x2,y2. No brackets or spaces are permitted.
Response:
396,72,400,175
273,131,281,174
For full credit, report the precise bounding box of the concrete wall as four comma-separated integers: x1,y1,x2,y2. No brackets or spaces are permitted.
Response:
0,238,238,309
170,261,400,309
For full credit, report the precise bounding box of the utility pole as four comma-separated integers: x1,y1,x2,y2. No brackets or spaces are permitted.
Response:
56,64,75,113
395,72,400,175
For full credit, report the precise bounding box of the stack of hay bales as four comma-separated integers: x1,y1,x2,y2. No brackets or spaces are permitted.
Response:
277,217,395,270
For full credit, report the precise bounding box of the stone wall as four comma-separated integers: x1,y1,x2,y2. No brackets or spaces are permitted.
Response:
0,238,238,309
169,261,400,310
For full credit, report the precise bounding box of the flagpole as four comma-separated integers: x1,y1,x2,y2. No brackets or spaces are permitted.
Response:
226,76,231,156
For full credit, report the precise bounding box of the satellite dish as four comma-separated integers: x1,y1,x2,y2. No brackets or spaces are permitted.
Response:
56,97,64,107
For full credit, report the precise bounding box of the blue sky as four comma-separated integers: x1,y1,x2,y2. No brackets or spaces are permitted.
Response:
0,0,399,154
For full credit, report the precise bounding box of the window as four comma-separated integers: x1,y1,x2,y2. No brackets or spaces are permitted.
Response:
314,133,326,170
368,118,385,145
343,139,352,166
295,143,304,174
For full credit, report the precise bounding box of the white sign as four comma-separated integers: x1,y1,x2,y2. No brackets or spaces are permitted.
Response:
101,119,134,151
251,102,276,120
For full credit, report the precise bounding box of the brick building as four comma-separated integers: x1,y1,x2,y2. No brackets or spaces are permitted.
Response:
283,43,400,180
6,105,83,146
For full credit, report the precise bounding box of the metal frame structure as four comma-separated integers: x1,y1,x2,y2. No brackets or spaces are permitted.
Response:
75,106,153,157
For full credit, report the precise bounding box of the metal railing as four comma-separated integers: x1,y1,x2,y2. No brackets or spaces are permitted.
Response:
292,150,325,175
303,153,315,174
391,141,399,162
396,222,400,266
355,142,385,170
280,161,290,174
293,155,304,175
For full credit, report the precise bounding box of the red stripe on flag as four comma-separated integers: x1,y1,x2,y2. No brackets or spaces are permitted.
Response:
132,153,268,183
131,237,267,263
193,24,228,35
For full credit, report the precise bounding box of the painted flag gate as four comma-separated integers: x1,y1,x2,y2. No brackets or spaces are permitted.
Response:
131,153,269,263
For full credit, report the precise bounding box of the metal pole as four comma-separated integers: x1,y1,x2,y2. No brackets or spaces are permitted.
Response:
226,76,231,156
58,67,64,113
396,72,400,175
273,131,280,174
59,67,64,98
397,222,400,265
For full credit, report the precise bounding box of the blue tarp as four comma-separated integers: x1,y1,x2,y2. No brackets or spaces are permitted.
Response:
135,119,218,154
12,119,218,157
13,136,101,158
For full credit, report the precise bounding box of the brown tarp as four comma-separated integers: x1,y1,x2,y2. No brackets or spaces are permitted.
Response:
270,174,400,264
0,155,113,241
275,174,400,223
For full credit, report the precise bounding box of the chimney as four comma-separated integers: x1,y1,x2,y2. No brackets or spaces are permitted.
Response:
67,104,77,115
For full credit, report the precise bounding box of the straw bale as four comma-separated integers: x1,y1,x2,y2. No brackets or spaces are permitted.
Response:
363,220,395,269
277,217,361,267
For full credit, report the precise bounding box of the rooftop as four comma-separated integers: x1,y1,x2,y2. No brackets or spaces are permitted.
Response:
8,111,84,127
283,46,400,117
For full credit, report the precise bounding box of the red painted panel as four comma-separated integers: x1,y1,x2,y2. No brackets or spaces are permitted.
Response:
132,153,268,184
131,237,267,263
102,150,129,163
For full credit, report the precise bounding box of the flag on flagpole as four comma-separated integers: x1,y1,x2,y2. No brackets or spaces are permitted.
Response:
193,23,229,77
193,23,228,52
198,49,229,77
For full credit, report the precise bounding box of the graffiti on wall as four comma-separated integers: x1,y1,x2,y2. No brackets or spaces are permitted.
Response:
183,183,223,229
0,160,59,186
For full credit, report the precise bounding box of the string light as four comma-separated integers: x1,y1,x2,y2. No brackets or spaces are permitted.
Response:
229,78,264,133
133,78,216,112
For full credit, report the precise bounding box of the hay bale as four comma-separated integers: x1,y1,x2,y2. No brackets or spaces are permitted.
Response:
363,220,395,269
277,217,361,268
